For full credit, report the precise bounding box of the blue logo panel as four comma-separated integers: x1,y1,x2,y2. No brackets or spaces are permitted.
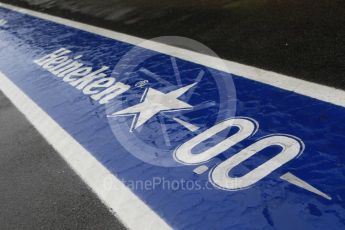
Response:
0,6,345,229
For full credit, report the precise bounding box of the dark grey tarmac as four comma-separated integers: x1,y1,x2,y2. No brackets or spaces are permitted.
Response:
1,0,344,89
0,91,125,229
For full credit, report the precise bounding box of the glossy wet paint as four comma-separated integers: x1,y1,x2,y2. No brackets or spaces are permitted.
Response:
0,6,345,230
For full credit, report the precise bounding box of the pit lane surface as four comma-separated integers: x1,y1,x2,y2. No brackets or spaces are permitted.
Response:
0,0,342,229
1,0,344,89
0,89,125,229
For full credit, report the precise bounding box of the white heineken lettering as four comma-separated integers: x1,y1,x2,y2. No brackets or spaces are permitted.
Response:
34,48,71,66
34,47,329,199
42,56,70,69
83,78,116,94
50,55,83,74
92,82,130,104
70,66,109,89
56,62,84,78
63,67,93,82
33,48,130,104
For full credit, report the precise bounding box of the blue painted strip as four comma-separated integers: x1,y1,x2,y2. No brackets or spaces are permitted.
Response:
0,6,345,229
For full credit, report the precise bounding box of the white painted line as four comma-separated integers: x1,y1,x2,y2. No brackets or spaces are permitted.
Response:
173,117,200,132
0,71,171,230
171,57,182,86
193,165,209,175
1,2,345,108
139,68,173,87
280,172,332,200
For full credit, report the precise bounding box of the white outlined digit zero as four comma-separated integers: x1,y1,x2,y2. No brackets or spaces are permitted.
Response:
174,117,305,190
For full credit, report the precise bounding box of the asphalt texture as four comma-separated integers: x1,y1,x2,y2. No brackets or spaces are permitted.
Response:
1,0,344,89
0,90,125,229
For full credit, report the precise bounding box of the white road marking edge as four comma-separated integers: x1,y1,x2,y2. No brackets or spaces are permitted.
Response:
0,70,171,230
1,2,345,108
0,2,344,229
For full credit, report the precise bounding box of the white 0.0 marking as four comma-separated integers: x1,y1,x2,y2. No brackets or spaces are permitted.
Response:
210,135,304,190
174,117,258,165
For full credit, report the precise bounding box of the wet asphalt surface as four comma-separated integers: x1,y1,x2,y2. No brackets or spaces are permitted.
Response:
1,0,344,89
0,89,125,229
0,0,344,229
